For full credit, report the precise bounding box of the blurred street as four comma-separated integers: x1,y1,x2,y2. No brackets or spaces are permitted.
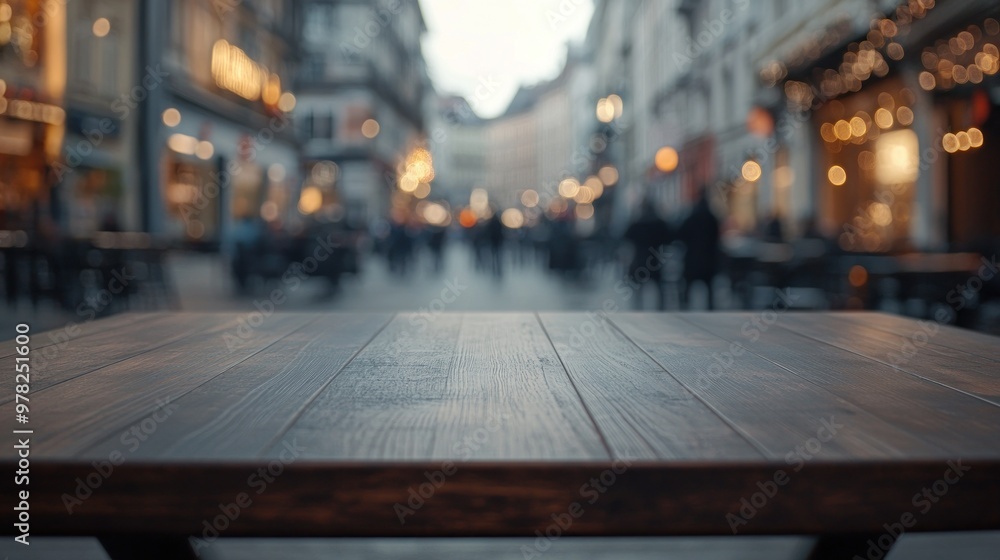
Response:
172,245,624,313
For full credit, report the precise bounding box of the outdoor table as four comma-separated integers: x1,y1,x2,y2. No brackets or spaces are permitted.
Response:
3,311,999,560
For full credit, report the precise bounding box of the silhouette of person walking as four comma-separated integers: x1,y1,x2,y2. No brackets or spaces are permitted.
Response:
623,200,672,310
486,209,504,277
678,187,721,310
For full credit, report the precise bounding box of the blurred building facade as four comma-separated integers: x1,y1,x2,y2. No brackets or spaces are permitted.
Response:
137,0,301,250
0,0,67,232
598,0,1000,255
293,0,430,226
485,86,539,209
60,0,139,236
427,94,486,208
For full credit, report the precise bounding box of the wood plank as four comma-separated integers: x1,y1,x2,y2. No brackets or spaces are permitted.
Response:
0,314,319,459
272,313,463,460
829,312,1000,363
275,313,608,460
538,313,763,460
77,313,393,460
608,314,944,460
9,460,1000,537
682,313,1000,458
776,314,1000,407
0,312,155,358
0,313,239,405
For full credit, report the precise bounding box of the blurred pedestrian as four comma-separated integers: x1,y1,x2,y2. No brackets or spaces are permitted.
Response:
679,187,721,310
623,200,672,310
486,208,504,277
387,217,413,276
427,225,446,273
762,212,784,243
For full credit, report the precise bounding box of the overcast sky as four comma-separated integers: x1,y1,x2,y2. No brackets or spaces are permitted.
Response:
419,0,595,118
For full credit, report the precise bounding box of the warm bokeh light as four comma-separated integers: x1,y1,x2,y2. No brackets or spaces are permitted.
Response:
162,108,181,127
942,133,959,153
361,119,380,138
820,123,837,143
876,130,919,184
575,203,594,220
741,161,762,182
574,186,595,204
834,120,852,141
458,208,478,228
470,188,489,213
606,94,623,118
558,178,580,198
968,127,984,148
268,164,286,182
584,175,602,192
500,208,524,229
520,189,539,208
92,18,110,38
918,71,937,90
421,202,450,226
828,165,847,186
596,98,615,123
278,92,297,112
654,147,679,173
896,106,914,126
311,161,338,185
874,108,894,129
848,265,868,288
850,116,867,137
298,186,323,214
598,165,618,186
956,131,971,151
260,201,280,222
399,175,419,193
263,75,282,106
195,140,214,160
868,202,893,226
167,133,198,155
398,147,435,194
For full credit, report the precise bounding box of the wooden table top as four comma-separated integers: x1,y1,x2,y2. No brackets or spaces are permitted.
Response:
3,312,999,538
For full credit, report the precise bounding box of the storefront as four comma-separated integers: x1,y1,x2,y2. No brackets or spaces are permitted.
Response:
157,101,299,249
0,0,67,230
144,0,300,250
914,14,1000,248
771,1,1000,252
0,95,63,228
815,77,921,252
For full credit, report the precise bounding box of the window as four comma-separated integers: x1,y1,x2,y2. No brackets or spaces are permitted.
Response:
304,3,334,44
306,112,334,140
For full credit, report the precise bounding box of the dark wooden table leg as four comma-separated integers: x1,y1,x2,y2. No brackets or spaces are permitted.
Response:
98,535,200,560
806,534,897,560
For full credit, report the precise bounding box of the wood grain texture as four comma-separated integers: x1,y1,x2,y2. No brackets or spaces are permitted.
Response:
276,313,608,460
77,313,393,460
0,313,238,405
0,311,154,358
608,313,945,460
829,312,1000,363
7,460,1000,537
538,313,763,461
776,314,1000,407
0,314,319,458
682,313,1000,458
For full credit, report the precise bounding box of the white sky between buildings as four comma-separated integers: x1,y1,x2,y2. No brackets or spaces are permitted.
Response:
420,0,595,118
